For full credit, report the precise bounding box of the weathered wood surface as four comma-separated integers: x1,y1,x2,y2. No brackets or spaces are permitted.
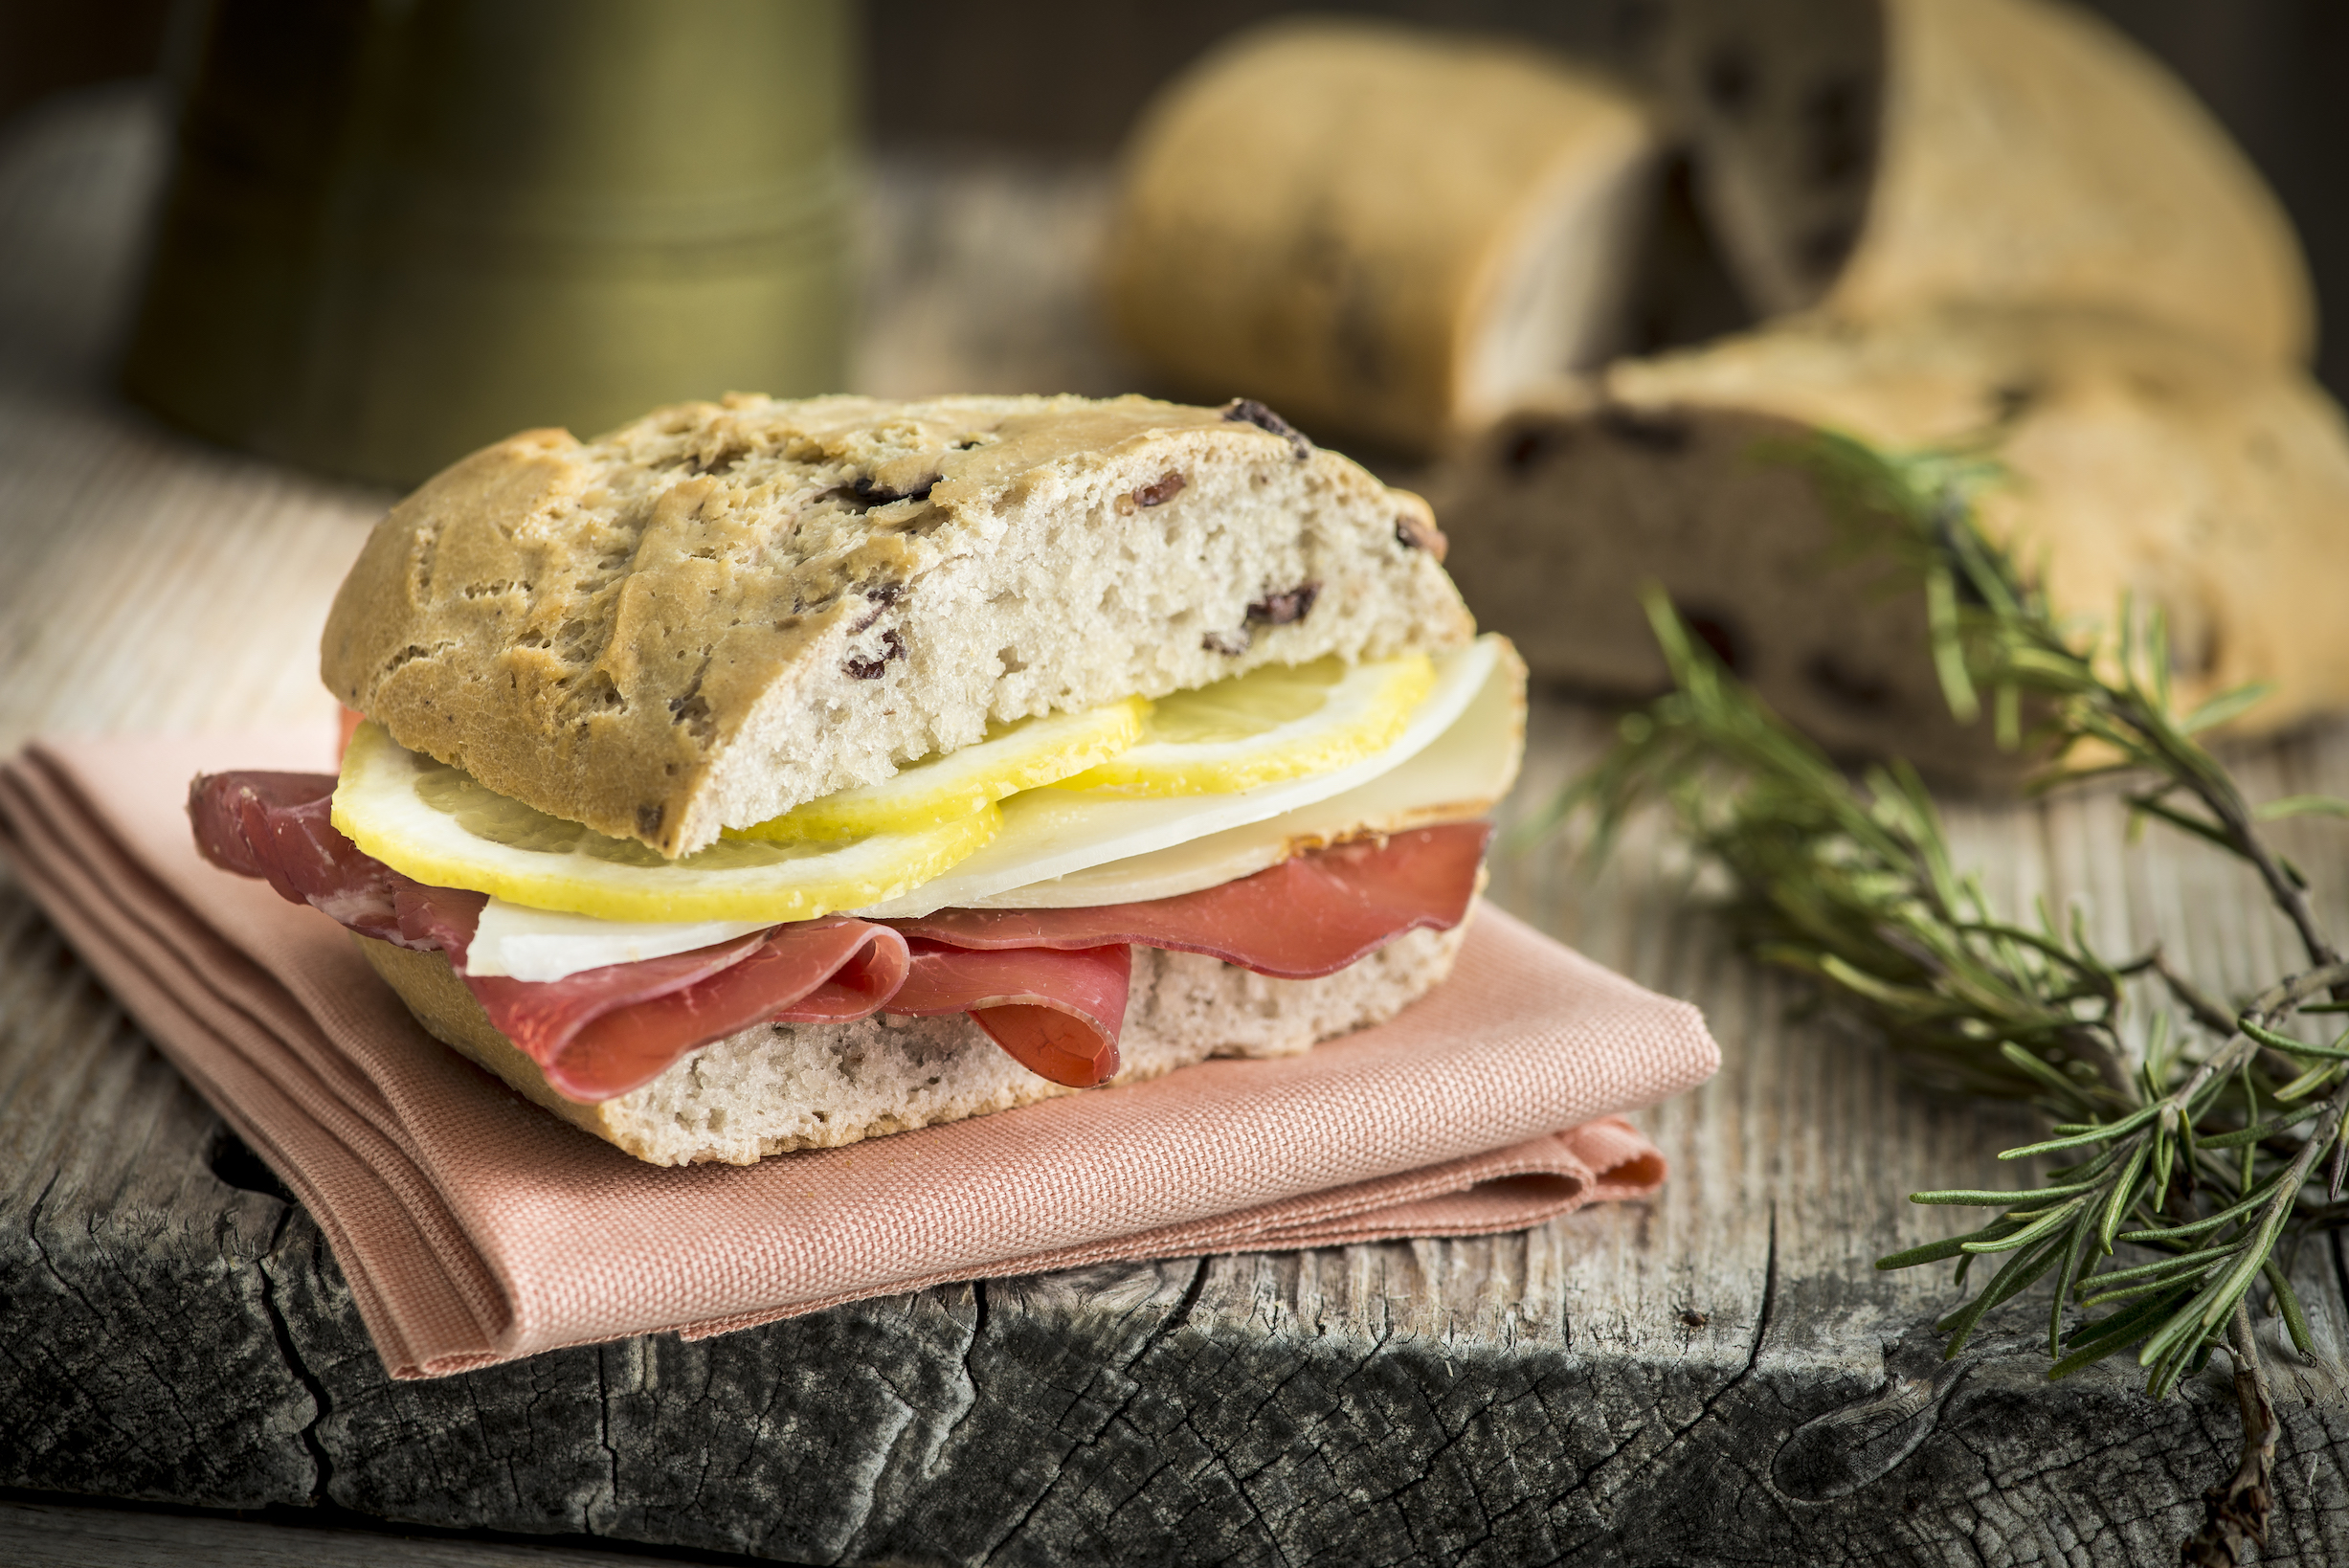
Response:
6,87,2349,1566
0,1496,692,1568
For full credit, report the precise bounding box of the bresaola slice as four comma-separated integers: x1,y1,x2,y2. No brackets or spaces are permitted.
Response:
890,943,1134,1087
864,826,1493,1086
191,773,940,1098
888,823,1490,978
188,770,1485,1102
502,921,914,1100
393,882,489,958
472,931,773,1095
190,771,404,941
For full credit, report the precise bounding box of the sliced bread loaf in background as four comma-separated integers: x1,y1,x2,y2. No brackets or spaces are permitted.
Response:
1089,0,2347,773
1102,17,1664,457
1657,0,2315,366
1427,305,2349,778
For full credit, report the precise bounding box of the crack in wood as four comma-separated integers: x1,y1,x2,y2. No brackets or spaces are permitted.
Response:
21,1171,179,1473
256,1206,331,1506
593,1344,618,1532
977,1258,1213,1566
928,1280,988,1478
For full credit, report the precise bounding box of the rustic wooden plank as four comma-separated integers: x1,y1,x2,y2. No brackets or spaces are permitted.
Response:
14,766,2344,1562
0,889,317,1511
0,1497,708,1567
6,85,2349,1566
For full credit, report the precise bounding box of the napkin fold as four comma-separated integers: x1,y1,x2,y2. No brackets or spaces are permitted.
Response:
0,732,1719,1378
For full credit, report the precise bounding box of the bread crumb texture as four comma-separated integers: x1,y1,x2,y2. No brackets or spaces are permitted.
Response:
360,922,1469,1166
322,393,1473,857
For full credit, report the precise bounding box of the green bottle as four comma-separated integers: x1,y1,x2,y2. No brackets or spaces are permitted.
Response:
123,0,856,488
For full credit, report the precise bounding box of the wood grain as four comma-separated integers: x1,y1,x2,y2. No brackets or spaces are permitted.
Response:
0,1498,697,1568
5,87,2349,1565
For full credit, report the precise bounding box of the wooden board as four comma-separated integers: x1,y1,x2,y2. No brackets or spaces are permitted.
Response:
6,87,2349,1566
0,1498,690,1568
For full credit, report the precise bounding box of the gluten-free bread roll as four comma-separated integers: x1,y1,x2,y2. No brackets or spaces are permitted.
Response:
1657,0,2314,366
1103,18,1662,456
1429,305,2349,779
322,392,1470,858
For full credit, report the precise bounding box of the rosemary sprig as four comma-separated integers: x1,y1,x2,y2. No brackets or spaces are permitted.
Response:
1535,432,2349,1560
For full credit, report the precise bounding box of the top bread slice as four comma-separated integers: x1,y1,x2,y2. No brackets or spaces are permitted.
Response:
321,393,1474,858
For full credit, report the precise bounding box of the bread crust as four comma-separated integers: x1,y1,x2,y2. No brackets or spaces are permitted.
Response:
322,393,1472,858
1849,0,2312,362
358,922,1471,1166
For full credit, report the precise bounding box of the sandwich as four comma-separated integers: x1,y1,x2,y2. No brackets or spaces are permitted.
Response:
190,392,1528,1165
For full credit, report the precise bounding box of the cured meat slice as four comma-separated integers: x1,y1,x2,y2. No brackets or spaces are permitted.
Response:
890,822,1490,978
190,771,405,941
490,920,913,1100
888,942,1133,1088
393,882,488,958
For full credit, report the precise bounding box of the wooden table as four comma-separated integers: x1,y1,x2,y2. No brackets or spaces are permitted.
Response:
7,88,2349,1568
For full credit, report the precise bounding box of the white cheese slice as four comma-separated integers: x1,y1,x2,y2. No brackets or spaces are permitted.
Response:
852,634,1512,917
465,905,772,981
945,635,1524,909
462,635,1519,980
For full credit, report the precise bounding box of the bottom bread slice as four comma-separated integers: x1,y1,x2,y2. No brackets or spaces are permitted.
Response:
357,918,1470,1166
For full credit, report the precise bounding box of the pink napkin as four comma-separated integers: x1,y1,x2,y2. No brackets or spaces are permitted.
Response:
0,731,1719,1378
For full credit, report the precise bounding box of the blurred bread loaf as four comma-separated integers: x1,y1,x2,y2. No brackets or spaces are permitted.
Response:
1657,0,2315,364
1428,306,2349,778
1103,18,1662,455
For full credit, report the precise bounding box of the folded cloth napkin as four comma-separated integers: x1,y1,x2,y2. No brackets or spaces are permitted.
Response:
0,731,1719,1378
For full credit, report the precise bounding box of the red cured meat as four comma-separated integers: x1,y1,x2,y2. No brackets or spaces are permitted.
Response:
889,822,1491,978
190,771,406,942
890,942,1133,1087
187,771,1487,1101
392,882,488,959
482,920,914,1100
187,773,931,1099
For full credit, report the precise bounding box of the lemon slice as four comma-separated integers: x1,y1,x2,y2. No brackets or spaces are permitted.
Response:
860,636,1510,917
332,722,998,923
728,696,1148,842
1053,653,1436,795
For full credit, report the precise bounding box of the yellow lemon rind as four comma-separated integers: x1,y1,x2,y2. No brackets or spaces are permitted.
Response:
1053,654,1435,796
728,696,1149,842
332,723,1001,924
